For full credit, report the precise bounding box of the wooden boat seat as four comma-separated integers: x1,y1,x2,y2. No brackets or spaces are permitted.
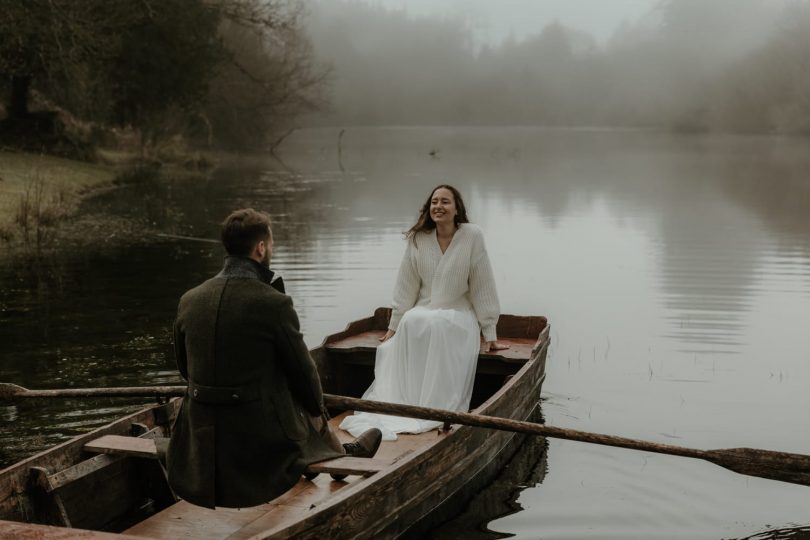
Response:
85,434,166,459
325,329,538,363
324,330,537,378
84,435,393,477
35,427,163,494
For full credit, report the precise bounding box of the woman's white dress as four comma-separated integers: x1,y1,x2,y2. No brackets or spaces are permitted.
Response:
340,223,500,441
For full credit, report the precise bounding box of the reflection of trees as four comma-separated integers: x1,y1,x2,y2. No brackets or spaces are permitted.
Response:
649,136,810,353
277,126,604,227
711,138,810,253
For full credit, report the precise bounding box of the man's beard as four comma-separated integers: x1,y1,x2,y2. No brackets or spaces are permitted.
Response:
261,249,271,267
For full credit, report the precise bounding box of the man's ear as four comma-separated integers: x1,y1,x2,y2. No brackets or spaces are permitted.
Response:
248,240,263,263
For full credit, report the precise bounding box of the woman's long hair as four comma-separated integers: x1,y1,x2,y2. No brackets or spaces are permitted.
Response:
405,184,470,240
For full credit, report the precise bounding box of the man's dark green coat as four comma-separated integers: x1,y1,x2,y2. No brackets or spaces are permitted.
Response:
167,257,341,509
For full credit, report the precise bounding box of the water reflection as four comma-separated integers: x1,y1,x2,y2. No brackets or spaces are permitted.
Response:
1,127,809,539
428,435,548,540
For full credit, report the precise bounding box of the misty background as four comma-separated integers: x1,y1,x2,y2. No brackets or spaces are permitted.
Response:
302,0,810,135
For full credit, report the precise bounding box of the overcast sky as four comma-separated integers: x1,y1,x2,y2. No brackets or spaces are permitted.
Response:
369,0,659,44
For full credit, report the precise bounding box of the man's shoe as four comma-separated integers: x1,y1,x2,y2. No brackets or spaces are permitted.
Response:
342,428,382,458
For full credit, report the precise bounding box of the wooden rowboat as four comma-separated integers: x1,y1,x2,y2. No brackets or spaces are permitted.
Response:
0,308,549,539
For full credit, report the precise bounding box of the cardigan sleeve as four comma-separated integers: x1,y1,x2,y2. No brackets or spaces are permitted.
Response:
469,228,500,342
389,239,420,331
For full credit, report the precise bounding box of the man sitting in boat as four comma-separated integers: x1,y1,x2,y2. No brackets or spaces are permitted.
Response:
167,208,382,509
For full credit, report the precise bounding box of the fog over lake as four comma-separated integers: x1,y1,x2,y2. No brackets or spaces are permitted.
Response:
370,0,658,44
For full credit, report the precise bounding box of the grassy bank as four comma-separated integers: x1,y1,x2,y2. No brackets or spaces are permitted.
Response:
0,151,119,243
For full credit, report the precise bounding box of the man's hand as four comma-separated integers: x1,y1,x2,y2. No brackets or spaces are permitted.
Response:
379,329,396,342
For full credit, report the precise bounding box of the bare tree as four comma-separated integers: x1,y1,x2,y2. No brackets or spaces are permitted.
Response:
202,0,331,150
0,0,330,155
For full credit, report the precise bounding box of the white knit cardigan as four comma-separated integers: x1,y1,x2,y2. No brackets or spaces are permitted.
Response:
388,223,501,342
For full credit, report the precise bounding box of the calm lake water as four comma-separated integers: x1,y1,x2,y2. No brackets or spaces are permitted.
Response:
2,127,810,539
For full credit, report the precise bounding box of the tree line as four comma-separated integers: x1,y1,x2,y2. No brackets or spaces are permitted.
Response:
0,0,327,156
4,0,809,160
305,0,810,136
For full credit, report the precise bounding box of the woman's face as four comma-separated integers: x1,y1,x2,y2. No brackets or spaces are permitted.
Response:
430,187,457,226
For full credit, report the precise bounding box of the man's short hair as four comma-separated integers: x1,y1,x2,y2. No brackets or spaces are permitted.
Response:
221,208,272,257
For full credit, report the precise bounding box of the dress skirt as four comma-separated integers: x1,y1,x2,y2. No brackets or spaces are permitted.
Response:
339,305,481,441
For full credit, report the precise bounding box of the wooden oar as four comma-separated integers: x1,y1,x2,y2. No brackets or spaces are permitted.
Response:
0,383,187,399
2,383,809,487
326,394,810,488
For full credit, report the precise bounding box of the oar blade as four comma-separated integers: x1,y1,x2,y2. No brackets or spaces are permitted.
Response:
707,448,810,487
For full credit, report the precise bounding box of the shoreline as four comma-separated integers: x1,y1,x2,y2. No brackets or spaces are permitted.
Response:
0,149,213,251
0,150,119,244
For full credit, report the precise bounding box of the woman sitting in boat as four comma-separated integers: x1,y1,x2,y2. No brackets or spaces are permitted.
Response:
340,184,508,440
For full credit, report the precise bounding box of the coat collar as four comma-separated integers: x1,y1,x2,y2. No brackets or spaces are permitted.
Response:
217,256,277,287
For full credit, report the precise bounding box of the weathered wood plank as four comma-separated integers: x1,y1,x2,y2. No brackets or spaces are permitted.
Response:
46,454,123,492
0,520,148,539
126,474,352,539
320,313,380,347
84,436,159,459
125,502,274,539
29,466,72,527
496,314,548,339
306,457,391,477
326,330,538,362
83,435,392,477
54,457,146,531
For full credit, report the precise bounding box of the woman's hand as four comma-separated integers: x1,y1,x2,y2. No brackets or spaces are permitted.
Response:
380,329,396,342
483,340,510,353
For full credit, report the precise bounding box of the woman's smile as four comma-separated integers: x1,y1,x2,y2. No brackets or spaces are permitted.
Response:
430,187,457,223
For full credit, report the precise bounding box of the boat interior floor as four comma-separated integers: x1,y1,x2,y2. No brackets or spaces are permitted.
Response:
124,412,446,540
